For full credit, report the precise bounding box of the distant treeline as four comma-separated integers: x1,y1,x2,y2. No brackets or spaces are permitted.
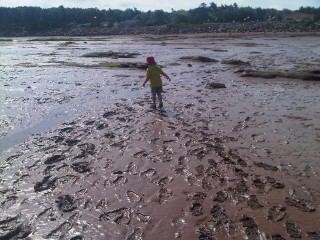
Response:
0,2,319,33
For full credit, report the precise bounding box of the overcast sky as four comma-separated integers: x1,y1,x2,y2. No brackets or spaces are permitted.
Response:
0,0,319,11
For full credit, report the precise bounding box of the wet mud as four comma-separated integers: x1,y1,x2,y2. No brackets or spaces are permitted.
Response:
0,33,320,239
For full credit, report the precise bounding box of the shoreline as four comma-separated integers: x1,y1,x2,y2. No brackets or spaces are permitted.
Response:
1,21,320,38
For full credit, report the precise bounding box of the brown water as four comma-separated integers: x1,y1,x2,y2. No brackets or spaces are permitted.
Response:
0,33,319,239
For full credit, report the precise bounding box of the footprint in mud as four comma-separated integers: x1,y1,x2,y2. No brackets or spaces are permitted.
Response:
0,223,32,240
252,177,266,190
96,198,108,211
102,110,118,118
112,175,128,186
70,235,84,240
271,181,285,189
267,206,286,222
140,168,156,179
237,157,247,167
208,159,218,167
187,175,197,186
56,195,77,212
48,135,64,144
187,147,207,160
45,221,72,239
205,166,219,176
307,232,320,240
154,188,173,204
231,180,249,200
211,204,228,225
174,166,188,176
57,174,79,186
234,167,248,177
191,192,207,203
44,165,56,175
59,126,74,134
126,162,138,175
253,112,265,116
190,202,203,216
104,131,116,139
96,122,108,130
254,162,278,171
285,196,315,212
135,212,151,223
100,207,131,225
71,161,90,173
232,122,247,132
34,175,57,192
82,198,94,210
214,191,228,202
44,154,66,164
127,227,143,240
0,214,23,231
286,221,302,238
1,195,18,209
158,176,173,187
64,138,80,146
197,227,214,240
126,190,142,203
26,160,41,171
37,207,55,221
251,134,265,143
241,215,259,240
76,143,96,158
247,195,263,209
271,234,286,240
195,165,205,176
104,159,115,169
202,176,216,190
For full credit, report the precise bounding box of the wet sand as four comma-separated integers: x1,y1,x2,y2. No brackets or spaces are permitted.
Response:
0,33,320,239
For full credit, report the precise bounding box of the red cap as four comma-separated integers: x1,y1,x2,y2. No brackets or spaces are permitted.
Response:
146,56,156,65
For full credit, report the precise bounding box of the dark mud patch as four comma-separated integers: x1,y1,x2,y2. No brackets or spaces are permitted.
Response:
44,154,66,164
82,51,140,58
56,195,77,212
286,221,302,238
240,69,320,80
180,56,219,63
98,61,147,69
267,206,286,222
254,161,278,171
28,37,76,42
206,82,226,89
99,208,131,225
34,175,57,192
221,59,250,65
45,60,147,70
71,161,90,173
285,196,316,212
0,224,32,240
241,215,259,240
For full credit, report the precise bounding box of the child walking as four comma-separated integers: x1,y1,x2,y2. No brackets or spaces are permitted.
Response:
142,56,171,109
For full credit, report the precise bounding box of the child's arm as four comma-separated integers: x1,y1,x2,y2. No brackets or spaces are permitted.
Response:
142,77,150,87
161,72,171,82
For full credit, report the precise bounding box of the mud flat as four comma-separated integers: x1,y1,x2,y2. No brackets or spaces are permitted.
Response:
0,33,320,239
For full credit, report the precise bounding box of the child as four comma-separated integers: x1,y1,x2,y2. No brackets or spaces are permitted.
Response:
142,56,171,109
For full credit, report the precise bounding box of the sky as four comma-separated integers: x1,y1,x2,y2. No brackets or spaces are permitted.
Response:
0,0,319,11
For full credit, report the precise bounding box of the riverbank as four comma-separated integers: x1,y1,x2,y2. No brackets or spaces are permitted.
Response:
1,21,320,37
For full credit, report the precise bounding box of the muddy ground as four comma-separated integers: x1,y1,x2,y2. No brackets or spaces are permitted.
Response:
0,33,320,240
